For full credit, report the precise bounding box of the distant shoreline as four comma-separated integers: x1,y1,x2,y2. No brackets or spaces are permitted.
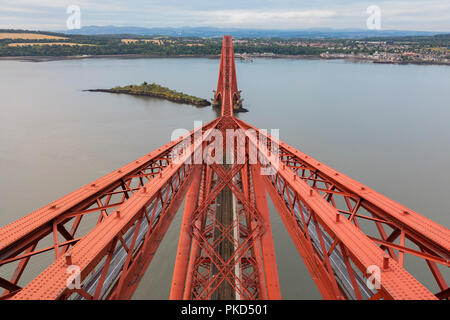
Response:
0,53,449,66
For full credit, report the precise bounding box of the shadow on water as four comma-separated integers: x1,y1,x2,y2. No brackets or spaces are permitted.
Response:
87,90,212,111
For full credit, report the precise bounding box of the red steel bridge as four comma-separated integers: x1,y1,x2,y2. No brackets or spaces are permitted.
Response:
0,36,448,300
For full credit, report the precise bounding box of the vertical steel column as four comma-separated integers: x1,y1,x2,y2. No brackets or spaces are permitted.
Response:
170,166,202,299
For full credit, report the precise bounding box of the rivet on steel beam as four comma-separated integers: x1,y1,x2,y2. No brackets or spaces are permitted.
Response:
383,255,390,270
50,205,57,210
116,211,121,218
317,163,321,166
335,173,339,176
293,175,297,181
143,187,147,193
91,183,96,187
283,164,286,170
160,172,163,178
309,189,314,196
118,170,122,173
361,187,366,191
403,210,409,215
136,161,140,164
336,213,340,223
65,253,72,266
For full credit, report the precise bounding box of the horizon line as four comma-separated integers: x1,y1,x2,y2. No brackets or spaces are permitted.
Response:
2,25,449,34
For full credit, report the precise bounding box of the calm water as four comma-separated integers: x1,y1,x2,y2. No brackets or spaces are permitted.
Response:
0,57,449,299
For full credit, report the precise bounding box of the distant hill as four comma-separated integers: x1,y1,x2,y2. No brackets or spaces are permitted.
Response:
62,26,443,39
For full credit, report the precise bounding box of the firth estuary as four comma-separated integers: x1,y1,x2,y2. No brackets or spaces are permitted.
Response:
1,57,449,299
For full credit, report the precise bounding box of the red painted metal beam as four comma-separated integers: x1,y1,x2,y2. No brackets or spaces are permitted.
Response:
241,164,268,300
183,165,212,299
9,120,219,300
215,35,241,117
237,118,447,300
1,119,219,299
250,165,282,299
1,35,448,301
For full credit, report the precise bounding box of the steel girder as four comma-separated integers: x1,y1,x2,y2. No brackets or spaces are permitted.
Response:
170,113,280,300
236,118,449,300
0,119,219,299
170,37,279,300
214,35,240,117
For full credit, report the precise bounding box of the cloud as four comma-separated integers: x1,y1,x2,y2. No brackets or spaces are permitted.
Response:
0,0,449,31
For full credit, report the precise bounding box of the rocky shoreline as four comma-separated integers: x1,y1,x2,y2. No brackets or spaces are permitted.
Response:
85,88,211,107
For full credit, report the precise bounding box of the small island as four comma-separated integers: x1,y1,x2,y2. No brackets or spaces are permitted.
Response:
87,82,211,107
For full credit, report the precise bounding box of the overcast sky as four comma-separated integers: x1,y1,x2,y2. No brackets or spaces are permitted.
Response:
1,0,449,32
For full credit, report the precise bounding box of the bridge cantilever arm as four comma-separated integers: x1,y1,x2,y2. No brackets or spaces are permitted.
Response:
238,118,438,300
